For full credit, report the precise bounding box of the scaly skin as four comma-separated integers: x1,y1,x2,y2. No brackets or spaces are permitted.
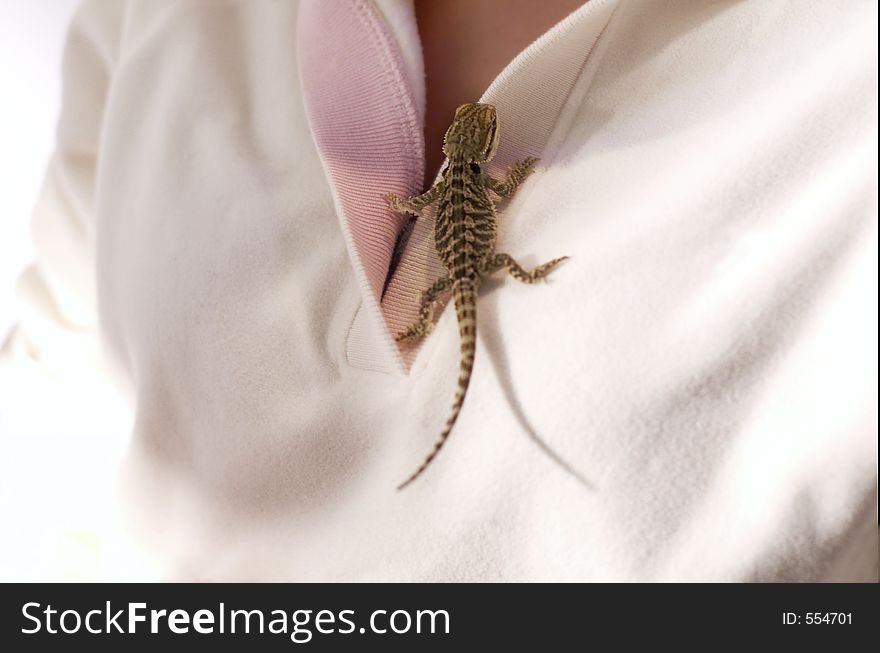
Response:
385,103,568,490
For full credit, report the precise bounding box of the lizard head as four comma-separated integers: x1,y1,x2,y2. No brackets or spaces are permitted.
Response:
442,103,499,163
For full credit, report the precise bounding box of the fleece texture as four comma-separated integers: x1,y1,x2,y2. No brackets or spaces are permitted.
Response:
0,0,876,581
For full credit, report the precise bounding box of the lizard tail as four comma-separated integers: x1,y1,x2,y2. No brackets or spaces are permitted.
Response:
397,279,477,490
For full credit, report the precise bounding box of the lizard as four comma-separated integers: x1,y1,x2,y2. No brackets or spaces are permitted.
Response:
384,102,568,490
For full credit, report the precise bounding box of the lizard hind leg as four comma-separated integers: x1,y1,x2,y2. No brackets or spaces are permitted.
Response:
394,276,452,342
481,252,569,284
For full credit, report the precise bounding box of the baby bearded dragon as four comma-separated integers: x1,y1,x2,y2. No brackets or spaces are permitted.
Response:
385,103,568,490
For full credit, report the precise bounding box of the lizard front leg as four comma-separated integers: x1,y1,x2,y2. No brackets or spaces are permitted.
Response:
384,183,442,217
487,156,539,198
480,252,568,283
395,276,452,341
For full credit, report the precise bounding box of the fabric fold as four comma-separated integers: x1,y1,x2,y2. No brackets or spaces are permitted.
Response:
297,0,426,373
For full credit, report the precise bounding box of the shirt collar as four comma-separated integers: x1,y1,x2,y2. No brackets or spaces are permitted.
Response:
298,0,621,373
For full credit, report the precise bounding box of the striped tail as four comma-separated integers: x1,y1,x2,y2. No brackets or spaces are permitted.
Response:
397,278,477,490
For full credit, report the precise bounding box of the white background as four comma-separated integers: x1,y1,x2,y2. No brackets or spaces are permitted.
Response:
0,0,81,340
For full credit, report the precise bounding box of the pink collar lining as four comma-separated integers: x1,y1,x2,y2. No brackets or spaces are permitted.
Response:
297,0,425,372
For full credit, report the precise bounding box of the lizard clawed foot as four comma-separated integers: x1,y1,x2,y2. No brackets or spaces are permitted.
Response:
520,156,540,174
395,330,422,342
395,322,434,342
510,156,540,181
538,255,570,278
384,192,404,211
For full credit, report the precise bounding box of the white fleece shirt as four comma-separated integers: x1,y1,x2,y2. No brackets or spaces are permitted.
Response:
0,0,876,582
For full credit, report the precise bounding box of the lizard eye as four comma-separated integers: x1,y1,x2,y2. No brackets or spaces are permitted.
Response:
469,163,481,174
